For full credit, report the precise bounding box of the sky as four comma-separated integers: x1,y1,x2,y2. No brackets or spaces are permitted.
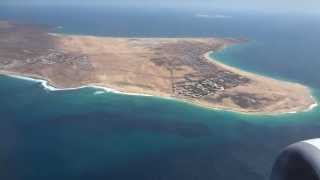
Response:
1,0,319,13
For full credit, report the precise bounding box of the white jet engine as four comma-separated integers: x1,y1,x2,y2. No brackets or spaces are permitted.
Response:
271,139,320,180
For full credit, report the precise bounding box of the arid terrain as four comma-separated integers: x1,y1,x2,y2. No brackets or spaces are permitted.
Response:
0,21,316,114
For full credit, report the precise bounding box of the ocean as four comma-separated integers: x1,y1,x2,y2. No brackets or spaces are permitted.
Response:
0,5,320,180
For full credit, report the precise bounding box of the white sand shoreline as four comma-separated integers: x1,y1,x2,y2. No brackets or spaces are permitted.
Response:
204,51,319,113
0,49,318,116
1,70,318,116
5,74,153,97
306,101,318,112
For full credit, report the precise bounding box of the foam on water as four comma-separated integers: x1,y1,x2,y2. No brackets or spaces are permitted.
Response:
93,91,106,95
307,102,318,112
6,74,153,97
5,74,317,116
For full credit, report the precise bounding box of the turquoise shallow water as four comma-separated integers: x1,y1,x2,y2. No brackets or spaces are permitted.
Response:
0,6,320,180
1,75,320,180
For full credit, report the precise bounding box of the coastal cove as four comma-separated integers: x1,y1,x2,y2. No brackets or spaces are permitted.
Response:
1,6,320,180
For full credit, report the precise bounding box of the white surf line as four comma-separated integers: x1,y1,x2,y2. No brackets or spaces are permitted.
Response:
48,33,64,37
287,111,298,114
93,90,106,95
304,94,319,112
306,102,318,112
205,51,319,115
3,73,229,112
6,74,153,97
4,73,318,115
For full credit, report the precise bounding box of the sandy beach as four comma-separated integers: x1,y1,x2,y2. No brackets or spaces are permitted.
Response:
0,21,317,115
201,52,318,114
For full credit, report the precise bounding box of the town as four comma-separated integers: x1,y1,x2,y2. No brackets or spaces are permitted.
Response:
174,70,250,98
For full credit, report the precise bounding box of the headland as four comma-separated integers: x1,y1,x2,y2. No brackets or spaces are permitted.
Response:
0,21,316,114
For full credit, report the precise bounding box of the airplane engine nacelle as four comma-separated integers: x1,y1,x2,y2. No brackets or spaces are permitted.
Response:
271,139,320,180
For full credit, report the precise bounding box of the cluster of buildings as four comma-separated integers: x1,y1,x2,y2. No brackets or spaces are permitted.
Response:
25,50,91,70
174,71,250,98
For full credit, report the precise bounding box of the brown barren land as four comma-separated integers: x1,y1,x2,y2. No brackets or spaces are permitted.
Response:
0,21,316,114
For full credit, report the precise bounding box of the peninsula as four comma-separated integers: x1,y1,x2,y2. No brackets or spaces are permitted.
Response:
0,21,316,114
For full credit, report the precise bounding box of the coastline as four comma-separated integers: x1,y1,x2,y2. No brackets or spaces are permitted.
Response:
2,72,235,112
1,52,318,116
1,72,153,97
0,20,317,115
0,72,249,115
204,51,318,114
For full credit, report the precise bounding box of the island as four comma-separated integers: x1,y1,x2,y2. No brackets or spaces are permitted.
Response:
0,21,316,114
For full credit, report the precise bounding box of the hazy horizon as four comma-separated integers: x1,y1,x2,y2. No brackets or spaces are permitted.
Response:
1,0,319,14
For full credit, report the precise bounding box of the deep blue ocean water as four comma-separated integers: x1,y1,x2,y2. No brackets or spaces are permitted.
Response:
0,6,320,180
